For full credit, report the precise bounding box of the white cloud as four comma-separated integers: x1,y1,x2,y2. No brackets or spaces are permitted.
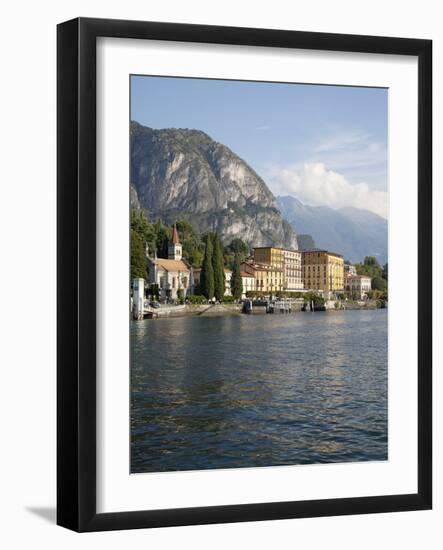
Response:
255,125,271,131
270,162,388,219
306,129,387,189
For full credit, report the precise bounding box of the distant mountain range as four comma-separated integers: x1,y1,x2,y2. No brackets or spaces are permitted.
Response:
277,195,387,265
130,122,387,264
131,122,297,249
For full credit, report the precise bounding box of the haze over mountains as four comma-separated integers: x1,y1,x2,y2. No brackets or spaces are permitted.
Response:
130,122,387,264
277,195,387,265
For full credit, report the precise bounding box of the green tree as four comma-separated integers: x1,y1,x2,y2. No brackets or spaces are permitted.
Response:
200,235,214,299
188,248,204,268
153,219,171,258
304,291,325,307
224,238,249,268
372,276,387,291
176,219,204,267
354,256,388,297
212,233,226,301
364,256,378,266
131,210,156,254
229,238,248,257
177,288,185,304
231,253,243,300
130,229,147,280
175,219,195,241
356,256,383,279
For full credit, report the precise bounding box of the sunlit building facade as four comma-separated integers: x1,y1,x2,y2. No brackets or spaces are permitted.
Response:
240,260,284,294
302,250,344,294
344,273,372,299
253,247,303,291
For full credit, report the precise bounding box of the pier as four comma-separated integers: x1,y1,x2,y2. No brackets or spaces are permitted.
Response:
242,299,292,314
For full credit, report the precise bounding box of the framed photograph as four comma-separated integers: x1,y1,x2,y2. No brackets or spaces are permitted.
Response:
57,17,432,531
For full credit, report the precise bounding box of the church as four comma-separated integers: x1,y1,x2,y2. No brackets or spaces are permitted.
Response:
147,224,193,301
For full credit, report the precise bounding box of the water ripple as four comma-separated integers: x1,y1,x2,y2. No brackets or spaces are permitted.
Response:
131,310,388,472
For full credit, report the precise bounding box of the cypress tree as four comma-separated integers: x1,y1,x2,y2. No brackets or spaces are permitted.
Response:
201,235,214,299
153,219,171,258
231,253,243,300
130,229,147,280
212,233,225,301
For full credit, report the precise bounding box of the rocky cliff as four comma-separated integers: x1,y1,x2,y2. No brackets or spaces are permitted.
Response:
130,122,298,249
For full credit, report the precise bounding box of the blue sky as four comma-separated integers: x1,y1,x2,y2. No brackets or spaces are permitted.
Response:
131,76,388,218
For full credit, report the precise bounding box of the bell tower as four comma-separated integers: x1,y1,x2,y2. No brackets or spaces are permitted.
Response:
168,224,182,260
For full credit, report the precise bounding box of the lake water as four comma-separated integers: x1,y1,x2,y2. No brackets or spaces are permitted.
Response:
131,309,388,473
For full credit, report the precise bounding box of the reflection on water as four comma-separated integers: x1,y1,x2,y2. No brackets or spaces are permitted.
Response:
131,309,387,473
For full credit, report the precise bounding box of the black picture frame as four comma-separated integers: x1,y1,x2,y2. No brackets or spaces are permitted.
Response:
57,17,432,532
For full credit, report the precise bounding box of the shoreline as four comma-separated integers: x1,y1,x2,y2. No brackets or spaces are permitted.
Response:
142,300,385,319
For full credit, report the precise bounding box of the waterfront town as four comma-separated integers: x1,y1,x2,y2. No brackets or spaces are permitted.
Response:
132,222,383,319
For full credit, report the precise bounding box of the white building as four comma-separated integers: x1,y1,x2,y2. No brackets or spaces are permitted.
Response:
240,271,255,298
345,274,372,299
147,224,193,301
224,269,232,296
282,248,303,291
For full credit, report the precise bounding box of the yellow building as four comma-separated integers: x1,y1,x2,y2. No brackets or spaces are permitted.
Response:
253,247,284,269
302,250,344,294
253,247,303,290
240,261,284,294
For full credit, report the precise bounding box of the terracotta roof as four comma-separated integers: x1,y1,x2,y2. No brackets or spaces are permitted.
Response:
241,261,283,272
302,249,343,258
171,224,180,245
253,246,300,253
240,272,254,278
153,258,190,272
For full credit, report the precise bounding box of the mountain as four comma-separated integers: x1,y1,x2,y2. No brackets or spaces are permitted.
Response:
131,122,298,249
297,234,317,250
277,195,387,265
